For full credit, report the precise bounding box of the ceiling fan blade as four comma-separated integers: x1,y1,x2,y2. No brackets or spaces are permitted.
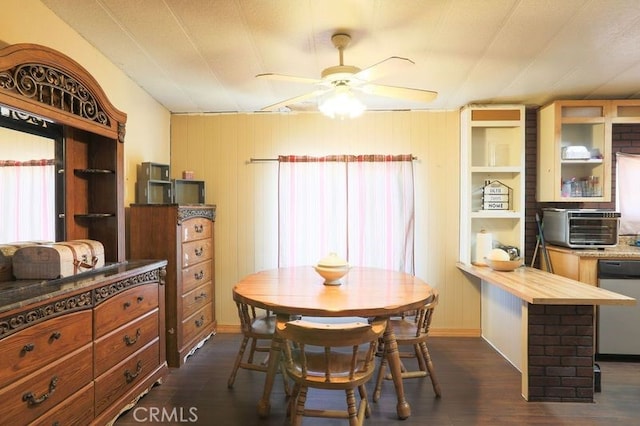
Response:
360,83,438,103
353,56,415,83
256,73,321,85
260,89,331,111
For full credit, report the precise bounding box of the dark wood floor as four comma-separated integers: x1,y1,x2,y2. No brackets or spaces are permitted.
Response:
115,334,640,425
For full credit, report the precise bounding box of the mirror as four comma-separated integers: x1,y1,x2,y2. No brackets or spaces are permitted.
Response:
0,43,128,263
0,105,64,243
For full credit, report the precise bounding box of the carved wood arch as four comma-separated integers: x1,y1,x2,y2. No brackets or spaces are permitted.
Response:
0,43,126,141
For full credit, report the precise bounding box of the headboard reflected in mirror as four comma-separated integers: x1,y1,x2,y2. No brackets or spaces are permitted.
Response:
0,43,127,263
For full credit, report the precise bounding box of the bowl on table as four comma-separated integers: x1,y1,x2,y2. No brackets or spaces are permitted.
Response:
315,253,349,285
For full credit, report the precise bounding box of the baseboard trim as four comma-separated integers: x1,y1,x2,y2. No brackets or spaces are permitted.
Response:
430,328,481,337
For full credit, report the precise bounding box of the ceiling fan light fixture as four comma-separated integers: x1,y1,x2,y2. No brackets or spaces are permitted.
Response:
318,85,365,119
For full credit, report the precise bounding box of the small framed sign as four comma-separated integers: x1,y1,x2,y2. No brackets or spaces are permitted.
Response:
482,180,511,210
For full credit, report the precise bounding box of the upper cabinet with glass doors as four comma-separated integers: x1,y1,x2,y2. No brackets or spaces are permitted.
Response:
537,100,611,202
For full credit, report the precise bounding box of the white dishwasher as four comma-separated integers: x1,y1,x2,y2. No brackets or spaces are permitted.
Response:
598,260,640,357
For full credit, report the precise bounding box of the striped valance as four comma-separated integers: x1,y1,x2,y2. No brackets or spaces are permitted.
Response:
0,159,55,167
277,154,415,163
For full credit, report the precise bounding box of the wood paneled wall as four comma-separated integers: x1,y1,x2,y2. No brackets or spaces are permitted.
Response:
170,110,481,335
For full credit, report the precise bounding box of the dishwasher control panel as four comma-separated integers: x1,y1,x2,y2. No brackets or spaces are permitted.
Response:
599,260,640,279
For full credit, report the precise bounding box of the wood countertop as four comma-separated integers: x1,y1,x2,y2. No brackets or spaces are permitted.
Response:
457,262,636,306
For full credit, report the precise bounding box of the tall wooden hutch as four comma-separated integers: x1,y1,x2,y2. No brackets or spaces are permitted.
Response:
0,44,167,425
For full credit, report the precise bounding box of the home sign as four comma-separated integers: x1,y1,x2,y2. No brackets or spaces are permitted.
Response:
483,180,511,210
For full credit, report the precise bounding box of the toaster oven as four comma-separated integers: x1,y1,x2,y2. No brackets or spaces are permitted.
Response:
542,208,620,248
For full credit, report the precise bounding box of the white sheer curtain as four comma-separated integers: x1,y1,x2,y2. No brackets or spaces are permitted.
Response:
278,154,415,273
0,159,56,242
616,152,640,235
278,156,348,267
347,155,415,273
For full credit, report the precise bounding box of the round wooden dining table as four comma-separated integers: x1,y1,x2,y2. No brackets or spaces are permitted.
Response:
232,265,436,420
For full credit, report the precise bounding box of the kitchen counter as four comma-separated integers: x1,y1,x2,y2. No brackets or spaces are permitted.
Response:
543,237,640,285
458,261,635,403
546,236,640,258
457,262,635,305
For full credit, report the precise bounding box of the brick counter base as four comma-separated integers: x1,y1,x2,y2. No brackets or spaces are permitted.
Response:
528,304,594,402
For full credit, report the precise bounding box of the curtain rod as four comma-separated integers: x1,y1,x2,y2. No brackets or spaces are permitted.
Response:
249,158,279,162
249,156,418,163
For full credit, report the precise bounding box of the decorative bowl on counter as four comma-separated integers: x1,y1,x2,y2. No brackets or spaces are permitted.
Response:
315,253,349,285
485,257,523,272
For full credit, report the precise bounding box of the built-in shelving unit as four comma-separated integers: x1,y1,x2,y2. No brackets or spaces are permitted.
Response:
460,104,525,265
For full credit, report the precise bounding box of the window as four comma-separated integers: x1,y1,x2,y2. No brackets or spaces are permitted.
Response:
278,155,415,273
616,152,640,235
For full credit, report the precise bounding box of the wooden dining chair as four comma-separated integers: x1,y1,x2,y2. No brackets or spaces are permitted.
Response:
228,301,287,392
373,290,441,401
277,316,387,426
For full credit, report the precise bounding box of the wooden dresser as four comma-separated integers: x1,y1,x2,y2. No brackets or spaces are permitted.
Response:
130,204,216,367
0,44,168,424
0,260,167,425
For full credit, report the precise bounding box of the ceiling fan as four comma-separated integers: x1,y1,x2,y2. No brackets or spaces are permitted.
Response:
256,33,438,116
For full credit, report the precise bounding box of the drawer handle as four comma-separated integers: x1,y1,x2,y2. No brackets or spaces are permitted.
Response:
194,270,204,280
50,331,61,341
124,328,142,346
195,315,205,327
194,224,204,233
22,376,58,406
125,296,144,310
21,343,35,354
195,292,207,302
125,361,143,383
194,247,204,257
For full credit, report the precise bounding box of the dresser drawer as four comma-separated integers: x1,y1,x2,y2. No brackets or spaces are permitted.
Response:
94,283,159,338
94,308,160,376
181,216,212,243
182,303,213,345
182,281,213,319
29,382,94,426
0,310,92,389
181,239,212,268
94,339,160,415
0,344,93,424
182,259,212,294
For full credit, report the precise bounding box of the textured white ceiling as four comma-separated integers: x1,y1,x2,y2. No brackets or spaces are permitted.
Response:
41,0,640,114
